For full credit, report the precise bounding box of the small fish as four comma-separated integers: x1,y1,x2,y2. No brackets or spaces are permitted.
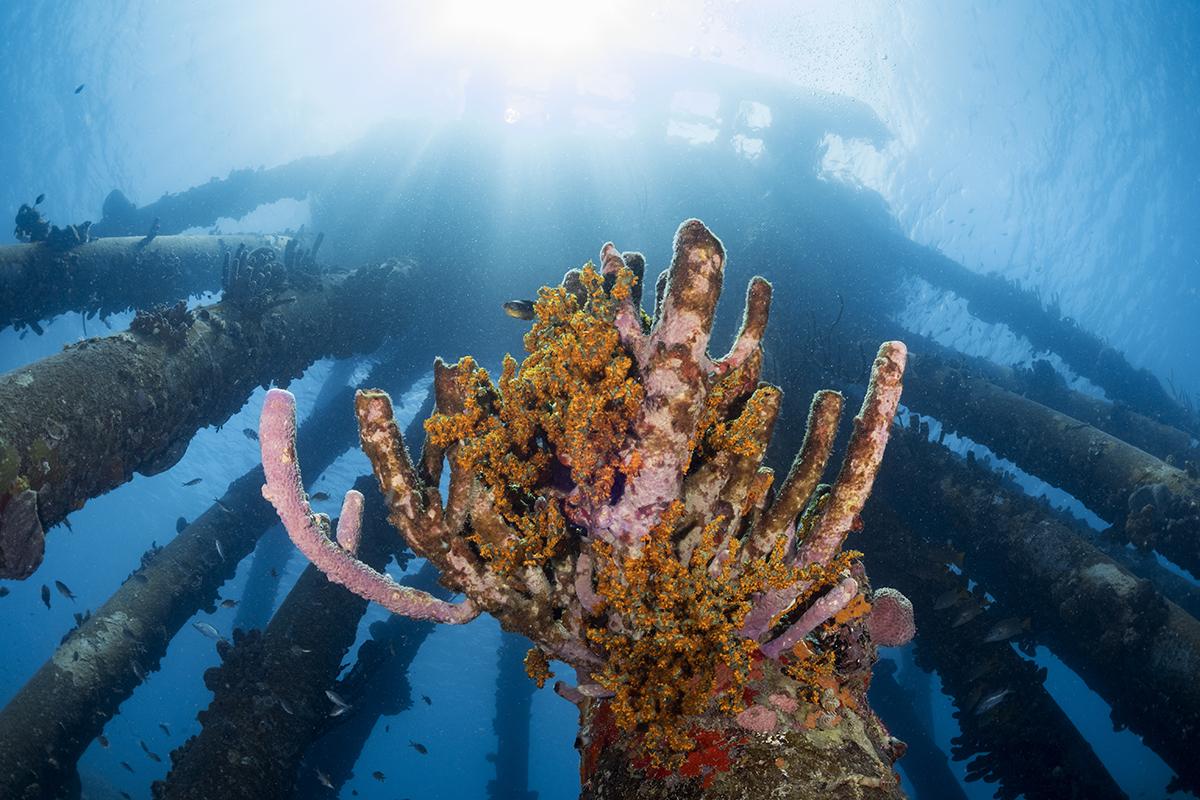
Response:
0,587,9,598
214,539,225,561
372,770,386,782
269,568,279,578
192,621,225,642
139,739,151,753
933,588,965,610
159,722,171,736
121,761,134,773
176,517,188,533
74,83,85,94
421,694,431,706
974,688,1013,715
213,498,233,513
329,705,350,718
316,769,333,788
131,660,146,681
41,585,51,609
951,604,986,628
982,616,1028,644
311,491,330,502
147,751,162,763
182,478,202,486
503,299,536,320
325,689,350,709
219,598,238,609
54,580,77,600
242,428,258,441
98,734,110,748
409,741,428,755
35,193,45,205
279,697,296,715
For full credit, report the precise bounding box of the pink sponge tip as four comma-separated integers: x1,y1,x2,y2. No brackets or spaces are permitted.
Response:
867,587,915,647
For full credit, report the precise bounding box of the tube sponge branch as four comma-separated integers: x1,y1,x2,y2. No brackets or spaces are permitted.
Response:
260,220,912,797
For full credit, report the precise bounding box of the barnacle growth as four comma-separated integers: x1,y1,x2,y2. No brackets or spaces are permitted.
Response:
260,220,910,786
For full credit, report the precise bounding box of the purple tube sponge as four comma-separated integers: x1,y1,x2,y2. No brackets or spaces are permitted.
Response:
258,388,478,624
257,220,909,768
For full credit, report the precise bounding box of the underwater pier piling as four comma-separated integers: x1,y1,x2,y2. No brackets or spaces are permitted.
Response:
153,475,392,800
903,354,1200,578
893,237,1196,435
0,349,430,800
0,234,284,331
862,502,1126,799
865,662,967,800
488,634,538,800
89,156,332,239
875,420,1200,793
293,562,448,798
902,337,1198,467
0,463,287,800
0,261,409,580
157,392,436,800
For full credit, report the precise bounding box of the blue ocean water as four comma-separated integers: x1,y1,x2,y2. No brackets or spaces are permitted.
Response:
1,2,1198,799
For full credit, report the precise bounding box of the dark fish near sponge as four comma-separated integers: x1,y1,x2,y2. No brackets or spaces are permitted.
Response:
159,722,171,736
183,477,203,486
0,587,9,598
982,616,1028,643
933,588,965,610
176,517,187,533
503,300,536,320
421,694,431,706
98,734,109,748
974,688,1013,715
55,580,76,600
41,585,51,609
242,428,258,441
409,741,428,755
120,761,134,773
74,83,85,94
311,491,330,501
35,194,45,205
951,603,986,628
372,771,386,782
219,598,238,608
